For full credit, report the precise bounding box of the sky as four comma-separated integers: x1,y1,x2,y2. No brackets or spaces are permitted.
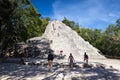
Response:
31,0,120,30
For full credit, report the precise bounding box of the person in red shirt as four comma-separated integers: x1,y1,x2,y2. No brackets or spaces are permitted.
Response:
60,50,63,58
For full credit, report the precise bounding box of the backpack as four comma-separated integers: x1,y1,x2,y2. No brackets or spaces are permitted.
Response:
48,53,54,60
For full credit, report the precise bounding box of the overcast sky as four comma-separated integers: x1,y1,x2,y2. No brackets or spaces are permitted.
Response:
31,0,120,30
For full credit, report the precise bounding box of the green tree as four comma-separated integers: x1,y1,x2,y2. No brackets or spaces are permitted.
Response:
62,17,81,33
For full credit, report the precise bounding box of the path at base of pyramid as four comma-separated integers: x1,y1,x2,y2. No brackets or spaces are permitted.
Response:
0,58,120,80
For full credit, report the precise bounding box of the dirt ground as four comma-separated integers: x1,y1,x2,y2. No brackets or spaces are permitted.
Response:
0,58,120,80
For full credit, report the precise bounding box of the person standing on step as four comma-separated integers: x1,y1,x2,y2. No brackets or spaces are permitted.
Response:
68,53,75,68
60,50,63,59
84,52,88,64
48,51,54,71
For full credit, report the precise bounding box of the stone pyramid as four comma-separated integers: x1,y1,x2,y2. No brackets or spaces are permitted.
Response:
41,20,105,60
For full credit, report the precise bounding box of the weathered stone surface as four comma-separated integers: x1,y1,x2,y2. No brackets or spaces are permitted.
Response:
28,20,105,60
43,20,105,59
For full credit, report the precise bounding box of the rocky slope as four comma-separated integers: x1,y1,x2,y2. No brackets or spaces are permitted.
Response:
28,20,105,60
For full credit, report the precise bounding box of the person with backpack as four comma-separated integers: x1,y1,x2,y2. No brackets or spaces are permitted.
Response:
68,53,75,68
84,52,88,64
48,51,54,71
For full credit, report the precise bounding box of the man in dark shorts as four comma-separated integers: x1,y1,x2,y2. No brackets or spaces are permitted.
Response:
48,52,54,71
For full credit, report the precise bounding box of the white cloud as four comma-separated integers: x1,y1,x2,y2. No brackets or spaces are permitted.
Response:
51,0,120,30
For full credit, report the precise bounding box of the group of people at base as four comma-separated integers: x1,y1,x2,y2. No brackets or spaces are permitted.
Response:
47,51,89,71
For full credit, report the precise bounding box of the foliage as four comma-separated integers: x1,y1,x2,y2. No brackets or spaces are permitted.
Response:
62,17,80,33
0,0,49,57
